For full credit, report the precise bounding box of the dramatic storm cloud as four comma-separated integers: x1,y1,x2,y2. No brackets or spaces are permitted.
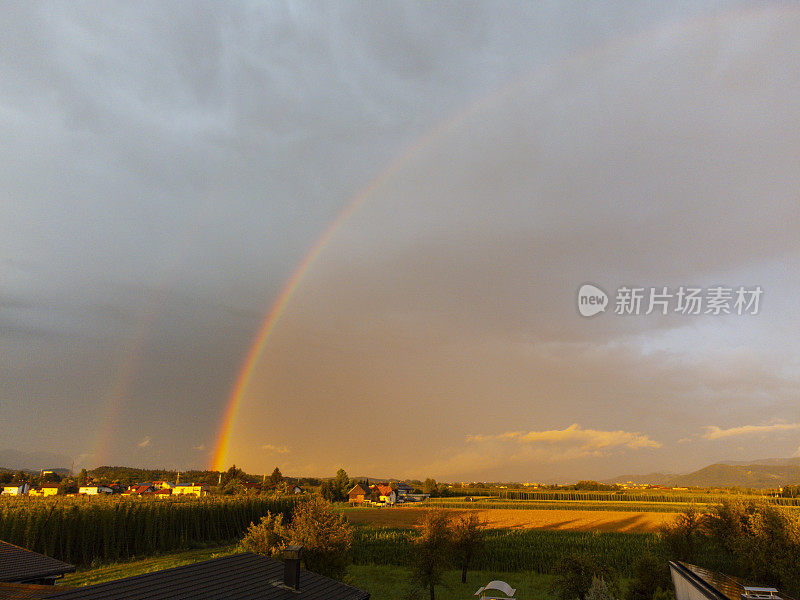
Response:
2,2,798,481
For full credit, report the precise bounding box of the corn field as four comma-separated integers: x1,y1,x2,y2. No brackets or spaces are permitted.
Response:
490,490,797,505
0,495,301,566
425,499,697,513
350,526,730,577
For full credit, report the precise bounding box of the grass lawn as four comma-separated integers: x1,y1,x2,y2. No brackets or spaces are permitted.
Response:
348,565,555,600
61,545,241,587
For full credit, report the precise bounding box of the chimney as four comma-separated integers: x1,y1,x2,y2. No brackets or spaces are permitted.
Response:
283,545,303,590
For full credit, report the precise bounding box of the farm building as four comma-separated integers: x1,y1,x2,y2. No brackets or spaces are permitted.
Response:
348,483,369,504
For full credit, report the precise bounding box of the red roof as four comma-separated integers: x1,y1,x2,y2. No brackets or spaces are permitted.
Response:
376,484,394,496
348,484,368,497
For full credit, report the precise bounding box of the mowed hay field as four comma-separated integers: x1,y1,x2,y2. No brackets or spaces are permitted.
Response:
344,506,679,533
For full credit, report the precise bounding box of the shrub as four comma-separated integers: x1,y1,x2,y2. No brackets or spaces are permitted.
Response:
240,512,286,556
550,554,619,600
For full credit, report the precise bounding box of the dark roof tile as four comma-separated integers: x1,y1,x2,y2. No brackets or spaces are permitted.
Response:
0,582,73,599
45,553,369,600
0,542,76,584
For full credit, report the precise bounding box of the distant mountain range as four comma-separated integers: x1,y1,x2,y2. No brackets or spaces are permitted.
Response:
606,457,800,489
0,449,72,473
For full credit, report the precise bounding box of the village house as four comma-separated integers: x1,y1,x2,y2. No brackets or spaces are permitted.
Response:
394,481,413,498
29,484,60,497
78,485,113,495
372,484,397,505
171,483,209,497
2,483,30,496
123,484,156,495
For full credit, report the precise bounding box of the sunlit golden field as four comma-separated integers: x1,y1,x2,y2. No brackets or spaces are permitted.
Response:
343,506,679,533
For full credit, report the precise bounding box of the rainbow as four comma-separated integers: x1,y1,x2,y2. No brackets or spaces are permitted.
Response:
209,122,455,471
90,205,214,468
208,4,791,472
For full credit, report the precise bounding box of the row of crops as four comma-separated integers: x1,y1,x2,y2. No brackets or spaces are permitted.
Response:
479,489,798,505
0,495,300,566
351,526,730,577
425,499,700,513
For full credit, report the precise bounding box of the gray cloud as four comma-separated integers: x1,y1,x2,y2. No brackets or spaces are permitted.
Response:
3,1,791,479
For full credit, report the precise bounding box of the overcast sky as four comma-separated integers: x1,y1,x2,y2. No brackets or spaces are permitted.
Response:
3,1,800,482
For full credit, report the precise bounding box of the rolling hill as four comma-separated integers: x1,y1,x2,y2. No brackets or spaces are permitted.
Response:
606,458,800,489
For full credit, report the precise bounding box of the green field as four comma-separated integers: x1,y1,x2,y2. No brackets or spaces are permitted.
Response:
348,565,557,600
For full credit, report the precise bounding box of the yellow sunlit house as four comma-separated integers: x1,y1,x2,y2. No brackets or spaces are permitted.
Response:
29,484,59,496
2,483,30,495
79,485,113,495
172,484,209,497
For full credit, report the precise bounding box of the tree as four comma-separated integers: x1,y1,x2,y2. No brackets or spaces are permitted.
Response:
268,467,283,487
702,499,800,596
222,479,246,495
334,469,350,497
626,553,671,600
659,504,705,563
221,464,244,487
285,496,352,580
13,470,29,484
58,481,78,495
781,485,800,498
423,478,438,496
452,512,486,583
77,468,88,486
369,486,381,502
410,510,452,600
321,469,351,502
241,512,286,557
550,554,619,600
320,480,338,502
41,471,62,483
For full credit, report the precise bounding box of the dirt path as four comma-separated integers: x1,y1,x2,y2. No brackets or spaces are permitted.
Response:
345,507,678,533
